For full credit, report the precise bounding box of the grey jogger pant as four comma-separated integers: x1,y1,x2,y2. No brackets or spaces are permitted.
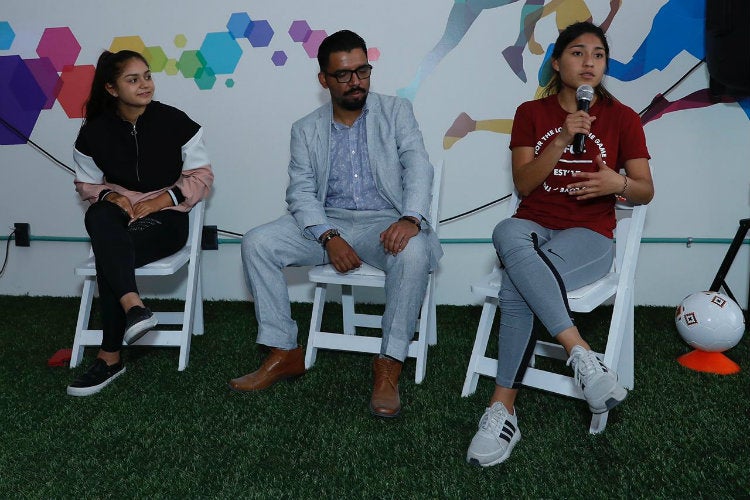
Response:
492,217,613,388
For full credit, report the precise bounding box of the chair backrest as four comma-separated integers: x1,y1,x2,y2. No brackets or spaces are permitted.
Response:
506,190,521,218
186,200,206,256
428,160,444,231
612,201,647,287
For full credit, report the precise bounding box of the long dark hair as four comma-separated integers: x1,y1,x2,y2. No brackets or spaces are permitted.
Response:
540,22,615,101
83,50,149,122
316,30,367,72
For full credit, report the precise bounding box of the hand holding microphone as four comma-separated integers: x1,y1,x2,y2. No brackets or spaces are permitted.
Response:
572,84,594,154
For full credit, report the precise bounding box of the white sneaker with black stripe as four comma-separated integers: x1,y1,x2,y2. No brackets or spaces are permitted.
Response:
466,402,520,467
566,345,627,414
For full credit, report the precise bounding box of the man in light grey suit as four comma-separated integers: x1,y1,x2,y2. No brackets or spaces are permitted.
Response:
229,30,442,418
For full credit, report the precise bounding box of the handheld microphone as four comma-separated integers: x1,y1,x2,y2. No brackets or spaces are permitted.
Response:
572,84,594,155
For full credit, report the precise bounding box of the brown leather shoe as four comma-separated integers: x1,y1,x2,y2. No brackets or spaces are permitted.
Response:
228,346,305,392
370,355,402,418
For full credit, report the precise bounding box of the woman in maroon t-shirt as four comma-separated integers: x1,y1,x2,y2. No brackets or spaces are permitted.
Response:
467,21,654,468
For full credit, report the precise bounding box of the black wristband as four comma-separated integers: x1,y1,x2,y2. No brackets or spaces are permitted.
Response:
399,216,421,231
98,189,113,202
319,229,340,248
171,186,185,204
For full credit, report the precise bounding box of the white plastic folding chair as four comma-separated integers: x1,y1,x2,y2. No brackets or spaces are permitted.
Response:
70,200,206,371
461,192,648,434
304,161,443,383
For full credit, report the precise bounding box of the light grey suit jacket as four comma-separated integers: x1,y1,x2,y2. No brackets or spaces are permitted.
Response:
285,93,437,241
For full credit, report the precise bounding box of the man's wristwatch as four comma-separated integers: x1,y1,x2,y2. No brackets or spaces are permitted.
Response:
399,216,422,231
319,229,340,248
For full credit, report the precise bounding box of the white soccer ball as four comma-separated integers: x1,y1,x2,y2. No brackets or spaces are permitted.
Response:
675,291,745,352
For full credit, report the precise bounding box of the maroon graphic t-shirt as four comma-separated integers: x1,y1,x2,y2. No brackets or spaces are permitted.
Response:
509,94,650,238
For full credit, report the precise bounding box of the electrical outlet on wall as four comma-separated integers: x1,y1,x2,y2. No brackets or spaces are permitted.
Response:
14,223,30,247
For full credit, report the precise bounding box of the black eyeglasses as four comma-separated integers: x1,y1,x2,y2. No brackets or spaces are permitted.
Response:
325,64,373,83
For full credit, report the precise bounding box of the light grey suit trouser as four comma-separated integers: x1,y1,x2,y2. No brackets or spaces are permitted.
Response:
241,208,433,361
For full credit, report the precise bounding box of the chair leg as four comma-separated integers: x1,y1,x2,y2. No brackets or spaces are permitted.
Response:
341,284,355,335
177,324,191,371
590,292,634,433
461,297,498,397
426,276,437,346
414,330,428,383
193,269,204,336
414,290,432,384
602,291,635,390
71,277,96,368
176,252,202,371
414,275,436,383
586,301,632,433
177,288,193,370
589,411,609,434
620,299,635,389
305,283,328,369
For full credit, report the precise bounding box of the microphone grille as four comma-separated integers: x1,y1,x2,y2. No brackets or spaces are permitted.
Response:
576,84,594,101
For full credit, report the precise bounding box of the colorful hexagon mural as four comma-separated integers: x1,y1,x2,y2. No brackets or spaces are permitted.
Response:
178,50,204,78
199,32,242,74
57,64,95,118
194,67,216,90
288,21,311,43
271,50,288,67
0,21,15,50
0,55,47,145
367,48,381,61
0,13,387,145
227,12,253,39
109,36,146,55
302,30,327,59
23,57,61,109
36,27,80,72
144,46,168,72
164,58,179,76
246,19,273,47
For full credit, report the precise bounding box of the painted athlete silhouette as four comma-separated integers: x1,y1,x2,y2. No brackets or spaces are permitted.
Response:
441,0,749,150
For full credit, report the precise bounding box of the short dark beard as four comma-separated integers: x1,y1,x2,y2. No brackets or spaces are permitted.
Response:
340,89,367,111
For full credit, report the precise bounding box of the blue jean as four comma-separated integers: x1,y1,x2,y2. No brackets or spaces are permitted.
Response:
492,217,613,388
241,208,441,361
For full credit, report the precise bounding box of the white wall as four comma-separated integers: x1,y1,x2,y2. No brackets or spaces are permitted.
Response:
1,0,749,308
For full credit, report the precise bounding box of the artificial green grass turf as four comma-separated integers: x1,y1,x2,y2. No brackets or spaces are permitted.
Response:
0,295,748,498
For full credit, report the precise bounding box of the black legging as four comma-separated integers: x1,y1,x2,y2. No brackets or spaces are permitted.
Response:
84,201,189,352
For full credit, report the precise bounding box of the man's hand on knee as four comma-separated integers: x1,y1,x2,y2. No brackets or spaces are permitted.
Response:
380,218,420,255
326,237,362,272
